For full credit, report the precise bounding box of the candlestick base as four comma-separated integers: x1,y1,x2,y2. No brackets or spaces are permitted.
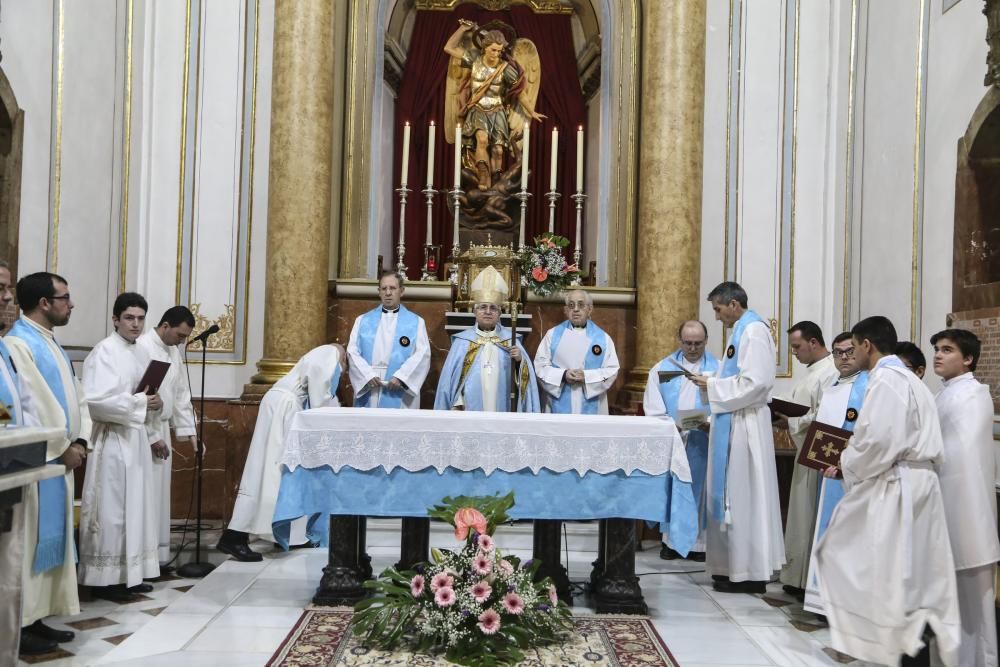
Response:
448,243,461,285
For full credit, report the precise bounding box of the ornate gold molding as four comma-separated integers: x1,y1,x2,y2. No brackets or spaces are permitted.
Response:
415,0,572,14
187,303,235,352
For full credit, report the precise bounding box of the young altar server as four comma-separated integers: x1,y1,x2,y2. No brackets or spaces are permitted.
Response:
435,266,540,412
643,319,717,561
931,328,999,667
534,289,619,414
6,272,92,652
776,321,838,598
815,316,959,666
689,282,784,593
801,332,867,615
347,271,431,409
135,306,197,571
78,292,162,599
217,343,347,562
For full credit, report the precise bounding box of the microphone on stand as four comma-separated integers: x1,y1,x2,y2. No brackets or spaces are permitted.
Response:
187,324,220,346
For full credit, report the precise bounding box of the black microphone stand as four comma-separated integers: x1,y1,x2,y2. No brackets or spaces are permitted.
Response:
178,331,216,578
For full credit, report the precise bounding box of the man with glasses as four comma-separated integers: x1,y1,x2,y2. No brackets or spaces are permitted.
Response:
435,266,539,412
643,320,717,562
534,289,619,415
776,321,838,600
347,271,430,409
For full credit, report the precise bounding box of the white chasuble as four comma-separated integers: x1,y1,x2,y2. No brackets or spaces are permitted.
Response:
78,334,158,588
779,353,838,589
705,321,785,582
136,330,197,564
6,317,91,625
815,356,959,666
534,322,619,415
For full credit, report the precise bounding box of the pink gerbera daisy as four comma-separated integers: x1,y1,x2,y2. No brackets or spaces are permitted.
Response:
410,574,425,597
473,554,492,575
469,581,492,603
477,609,501,635
478,534,495,552
430,572,453,592
548,584,559,606
434,586,456,607
498,559,514,576
502,592,525,615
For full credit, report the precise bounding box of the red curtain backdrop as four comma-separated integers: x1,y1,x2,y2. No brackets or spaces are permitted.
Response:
393,7,587,279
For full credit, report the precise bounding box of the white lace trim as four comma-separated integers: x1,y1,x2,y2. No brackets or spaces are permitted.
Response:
281,408,689,479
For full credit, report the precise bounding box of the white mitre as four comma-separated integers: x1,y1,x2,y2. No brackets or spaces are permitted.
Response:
470,266,508,305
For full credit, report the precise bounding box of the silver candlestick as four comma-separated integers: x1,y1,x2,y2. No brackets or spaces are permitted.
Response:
448,187,462,284
395,185,412,276
421,185,437,280
515,189,531,250
571,191,587,285
545,189,561,234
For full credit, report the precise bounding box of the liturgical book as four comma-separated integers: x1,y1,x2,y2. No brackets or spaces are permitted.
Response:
135,360,171,394
797,420,853,473
768,397,810,419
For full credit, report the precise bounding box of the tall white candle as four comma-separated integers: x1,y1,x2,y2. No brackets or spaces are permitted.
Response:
576,125,584,192
454,124,462,189
401,121,411,187
520,124,530,191
549,127,559,191
426,121,436,187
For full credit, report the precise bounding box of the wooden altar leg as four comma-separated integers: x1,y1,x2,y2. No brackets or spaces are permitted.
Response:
396,517,430,571
592,518,647,614
532,520,572,606
313,515,369,606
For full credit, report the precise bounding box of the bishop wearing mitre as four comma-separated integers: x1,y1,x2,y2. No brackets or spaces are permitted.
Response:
435,266,540,412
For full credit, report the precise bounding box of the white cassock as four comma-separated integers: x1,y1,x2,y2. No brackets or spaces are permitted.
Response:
705,321,785,582
935,372,1000,667
779,353,838,589
815,355,959,666
78,334,158,587
534,322,619,414
5,317,92,625
347,306,431,409
136,330,197,564
229,345,342,543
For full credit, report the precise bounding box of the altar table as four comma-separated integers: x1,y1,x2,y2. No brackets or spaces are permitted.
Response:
273,408,693,614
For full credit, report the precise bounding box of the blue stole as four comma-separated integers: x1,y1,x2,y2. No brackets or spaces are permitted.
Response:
709,310,765,523
7,319,72,572
354,305,419,409
813,371,868,544
434,325,537,413
548,320,606,415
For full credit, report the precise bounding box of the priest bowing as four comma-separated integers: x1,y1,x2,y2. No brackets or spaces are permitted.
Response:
534,289,619,414
435,266,540,413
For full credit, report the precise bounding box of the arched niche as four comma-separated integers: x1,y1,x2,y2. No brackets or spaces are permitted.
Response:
0,65,22,330
953,86,1000,311
338,0,639,287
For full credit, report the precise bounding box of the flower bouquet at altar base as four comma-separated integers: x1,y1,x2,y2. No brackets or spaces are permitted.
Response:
516,232,581,297
351,492,573,667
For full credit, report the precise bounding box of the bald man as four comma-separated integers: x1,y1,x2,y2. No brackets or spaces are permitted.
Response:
534,289,619,415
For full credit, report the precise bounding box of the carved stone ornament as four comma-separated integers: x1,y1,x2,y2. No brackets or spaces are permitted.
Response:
416,0,572,14
987,0,1000,87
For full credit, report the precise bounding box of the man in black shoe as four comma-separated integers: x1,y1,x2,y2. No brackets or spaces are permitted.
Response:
217,343,348,561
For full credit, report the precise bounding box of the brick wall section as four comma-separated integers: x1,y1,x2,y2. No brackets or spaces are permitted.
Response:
948,308,1000,412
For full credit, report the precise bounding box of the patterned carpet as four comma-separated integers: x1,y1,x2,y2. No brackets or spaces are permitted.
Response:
267,608,680,666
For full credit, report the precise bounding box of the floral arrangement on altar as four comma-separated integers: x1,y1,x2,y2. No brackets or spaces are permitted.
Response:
516,232,581,297
351,492,573,666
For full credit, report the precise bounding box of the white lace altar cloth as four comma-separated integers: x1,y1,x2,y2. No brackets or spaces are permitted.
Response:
282,407,687,479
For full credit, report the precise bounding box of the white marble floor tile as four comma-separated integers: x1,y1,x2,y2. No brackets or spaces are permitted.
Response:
95,613,215,663
233,577,318,608
90,650,272,666
742,626,843,667
209,604,305,629
163,572,258,614
187,625,292,653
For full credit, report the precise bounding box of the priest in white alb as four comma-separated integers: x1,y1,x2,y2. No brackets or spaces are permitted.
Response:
435,266,540,413
136,306,198,571
643,320,717,561
78,292,162,599
815,316,959,666
689,282,784,594
931,328,999,667
348,271,431,409
534,289,618,415
774,321,837,598
217,343,347,561
5,271,92,655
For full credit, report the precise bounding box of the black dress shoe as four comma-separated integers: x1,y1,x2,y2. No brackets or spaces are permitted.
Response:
18,629,57,656
687,550,706,562
25,620,75,643
216,538,263,562
713,579,767,594
782,584,805,601
93,584,137,603
129,582,154,593
658,544,681,560
289,540,320,550
711,574,730,582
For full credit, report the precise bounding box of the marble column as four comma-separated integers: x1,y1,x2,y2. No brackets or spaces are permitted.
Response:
251,1,335,386
626,1,708,393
